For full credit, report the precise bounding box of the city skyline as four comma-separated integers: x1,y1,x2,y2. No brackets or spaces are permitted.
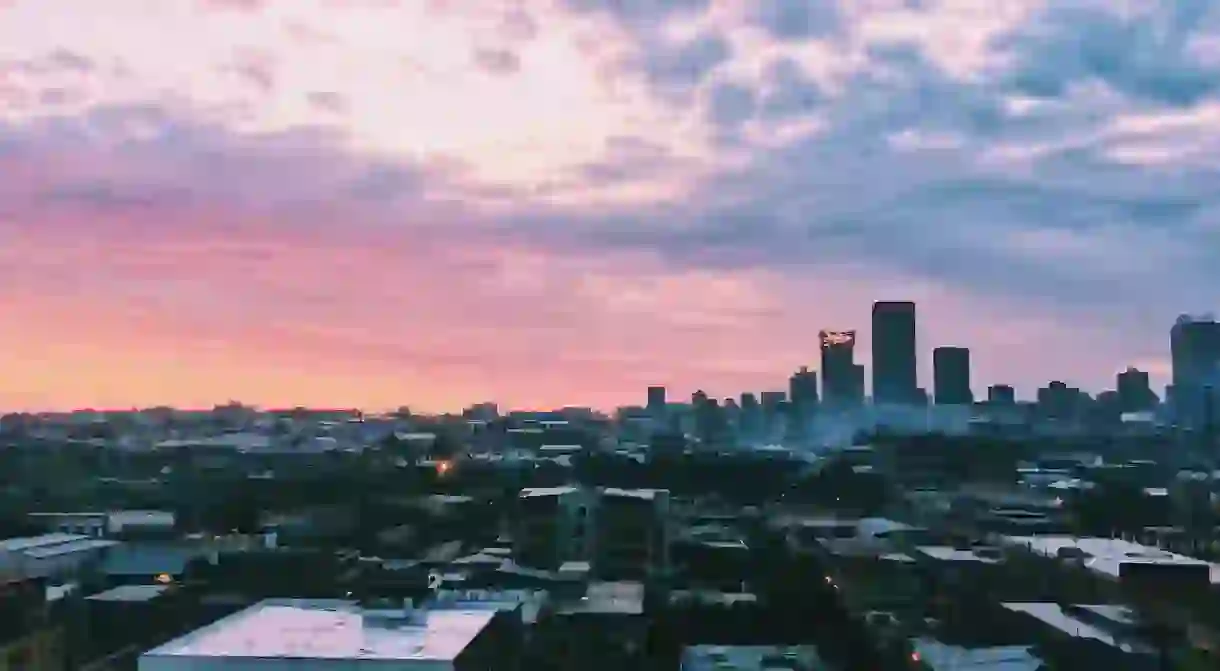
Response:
2,1,1218,412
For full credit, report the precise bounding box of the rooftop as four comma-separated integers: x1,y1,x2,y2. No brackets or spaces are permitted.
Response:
681,645,827,671
602,487,664,501
1001,603,1152,654
0,533,89,553
1003,535,1220,584
142,599,497,661
910,639,1041,671
87,584,172,602
562,581,645,615
916,546,1000,564
520,486,580,499
24,538,117,559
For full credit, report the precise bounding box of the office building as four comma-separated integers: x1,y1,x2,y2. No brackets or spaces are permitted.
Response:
820,330,862,410
988,385,1016,405
1116,368,1155,413
1037,381,1080,421
1171,315,1220,427
593,488,671,581
932,347,972,406
759,391,785,434
851,364,865,403
646,386,666,425
512,486,669,581
788,367,818,418
513,487,595,571
872,301,918,405
646,386,666,413
138,599,515,671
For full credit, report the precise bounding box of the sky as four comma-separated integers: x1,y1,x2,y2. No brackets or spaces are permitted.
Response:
1,0,1219,412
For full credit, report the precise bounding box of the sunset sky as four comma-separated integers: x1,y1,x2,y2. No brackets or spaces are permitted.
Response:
1,0,1218,412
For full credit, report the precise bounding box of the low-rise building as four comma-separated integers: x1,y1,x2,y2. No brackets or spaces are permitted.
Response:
138,598,518,671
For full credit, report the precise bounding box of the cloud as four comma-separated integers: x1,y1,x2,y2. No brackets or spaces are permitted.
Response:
705,81,755,129
1002,2,1220,106
749,0,840,41
472,47,521,75
306,90,347,114
641,30,731,93
759,57,823,118
1,0,1220,409
200,0,267,11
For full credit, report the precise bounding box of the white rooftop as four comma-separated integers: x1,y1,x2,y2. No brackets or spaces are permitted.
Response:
1002,535,1220,584
519,486,579,498
910,639,1041,670
88,584,171,602
916,546,999,564
141,599,496,664
0,533,89,553
1001,603,1151,654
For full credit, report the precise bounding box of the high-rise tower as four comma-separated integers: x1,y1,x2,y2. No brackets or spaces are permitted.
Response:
872,301,917,405
932,347,972,406
1171,315,1220,427
820,330,860,410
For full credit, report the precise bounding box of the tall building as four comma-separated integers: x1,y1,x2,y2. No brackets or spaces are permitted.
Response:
646,386,666,418
932,347,972,405
513,485,673,580
1116,367,1155,413
514,486,596,570
1171,315,1220,427
851,364,865,404
788,367,819,414
594,487,671,581
872,301,918,405
759,391,785,435
740,392,761,438
820,330,861,410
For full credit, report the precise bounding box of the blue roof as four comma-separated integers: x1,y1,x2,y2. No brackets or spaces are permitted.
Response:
23,539,117,559
0,533,89,552
103,544,204,576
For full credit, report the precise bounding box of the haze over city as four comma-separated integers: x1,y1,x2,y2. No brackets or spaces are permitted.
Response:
2,0,1219,412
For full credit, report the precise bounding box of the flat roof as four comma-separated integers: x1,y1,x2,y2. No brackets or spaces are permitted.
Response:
563,581,645,615
681,645,828,671
142,599,497,661
916,546,1000,564
1001,603,1151,654
602,487,664,501
910,639,1041,670
88,584,171,602
0,533,89,553
519,486,579,498
23,538,118,559
1003,535,1220,584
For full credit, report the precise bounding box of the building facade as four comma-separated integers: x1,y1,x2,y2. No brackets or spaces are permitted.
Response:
932,347,972,406
871,302,918,406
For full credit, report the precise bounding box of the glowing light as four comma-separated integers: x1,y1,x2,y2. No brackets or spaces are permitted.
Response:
819,330,856,348
436,460,452,475
156,573,172,584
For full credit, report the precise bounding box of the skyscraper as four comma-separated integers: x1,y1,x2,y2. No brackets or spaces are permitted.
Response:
872,301,917,405
1171,315,1220,426
1116,368,1154,413
788,367,819,412
932,347,972,405
646,386,666,417
788,367,818,438
820,330,860,410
